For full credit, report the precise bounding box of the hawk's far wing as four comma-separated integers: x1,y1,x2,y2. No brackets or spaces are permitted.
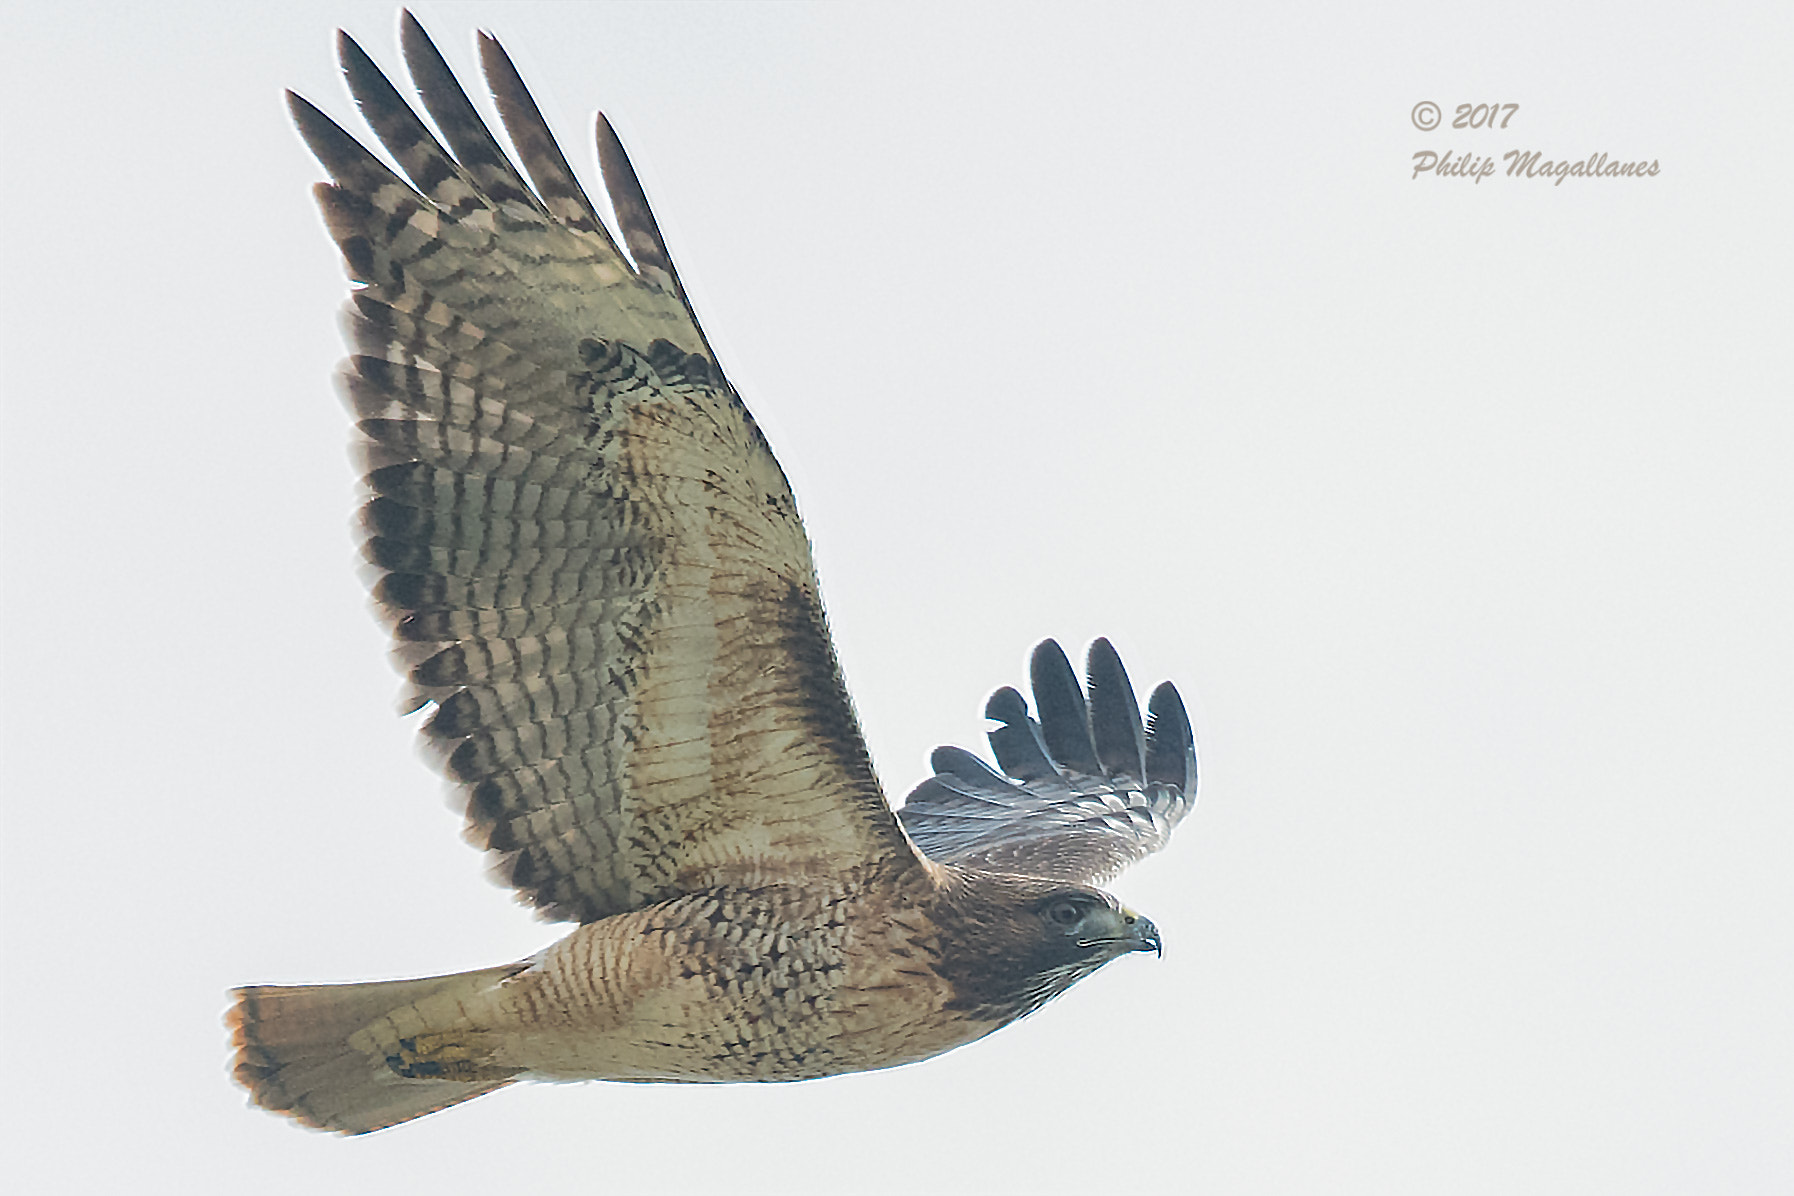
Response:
290,15,922,923
898,640,1198,885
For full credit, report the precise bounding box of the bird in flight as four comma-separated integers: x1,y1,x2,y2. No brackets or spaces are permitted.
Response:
230,12,1198,1134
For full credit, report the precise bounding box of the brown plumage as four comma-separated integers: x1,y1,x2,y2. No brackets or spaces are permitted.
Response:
230,13,1198,1134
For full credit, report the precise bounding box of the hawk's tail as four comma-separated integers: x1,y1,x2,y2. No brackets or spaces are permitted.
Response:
227,964,524,1134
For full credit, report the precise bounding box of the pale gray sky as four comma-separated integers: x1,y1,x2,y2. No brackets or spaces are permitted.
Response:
3,2,1790,1193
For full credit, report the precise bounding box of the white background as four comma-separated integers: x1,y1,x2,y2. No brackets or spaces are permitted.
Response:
3,2,1789,1192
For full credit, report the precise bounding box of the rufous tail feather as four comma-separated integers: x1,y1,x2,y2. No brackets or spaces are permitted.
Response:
228,963,524,1134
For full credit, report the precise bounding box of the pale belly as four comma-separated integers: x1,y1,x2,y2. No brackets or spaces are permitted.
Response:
473,884,999,1083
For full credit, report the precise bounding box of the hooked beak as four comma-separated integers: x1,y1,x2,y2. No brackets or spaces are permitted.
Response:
1129,914,1163,957
1077,905,1163,957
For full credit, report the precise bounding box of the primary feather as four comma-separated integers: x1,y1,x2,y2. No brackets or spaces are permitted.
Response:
898,639,1197,884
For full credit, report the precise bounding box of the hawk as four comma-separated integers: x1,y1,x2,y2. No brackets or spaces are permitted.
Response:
230,13,1199,1134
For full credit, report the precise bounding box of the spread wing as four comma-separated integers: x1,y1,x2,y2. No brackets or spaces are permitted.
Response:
898,640,1198,885
289,14,922,923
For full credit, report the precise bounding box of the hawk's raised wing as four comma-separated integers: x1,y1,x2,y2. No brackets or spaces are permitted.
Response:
898,640,1197,885
289,15,922,923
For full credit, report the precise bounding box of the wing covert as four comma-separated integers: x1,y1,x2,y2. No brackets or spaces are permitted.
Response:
898,640,1198,885
293,15,922,923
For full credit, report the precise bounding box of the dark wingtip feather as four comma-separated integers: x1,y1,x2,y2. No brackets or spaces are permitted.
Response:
594,114,716,363
336,26,372,74
1144,681,1197,795
477,29,608,235
287,90,365,177
399,10,541,212
335,26,467,206
397,8,431,64
929,746,1008,786
983,684,1056,782
288,92,421,253
904,639,1197,883
1085,638,1147,783
1029,639,1100,776
594,114,674,280
984,685,1027,724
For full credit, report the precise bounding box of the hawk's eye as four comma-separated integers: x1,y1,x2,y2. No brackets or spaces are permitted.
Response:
1046,900,1083,927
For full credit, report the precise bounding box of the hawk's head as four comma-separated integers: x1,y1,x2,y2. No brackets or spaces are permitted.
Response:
931,872,1161,1024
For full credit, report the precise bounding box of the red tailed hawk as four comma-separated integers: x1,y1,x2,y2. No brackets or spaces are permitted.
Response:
230,13,1198,1134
